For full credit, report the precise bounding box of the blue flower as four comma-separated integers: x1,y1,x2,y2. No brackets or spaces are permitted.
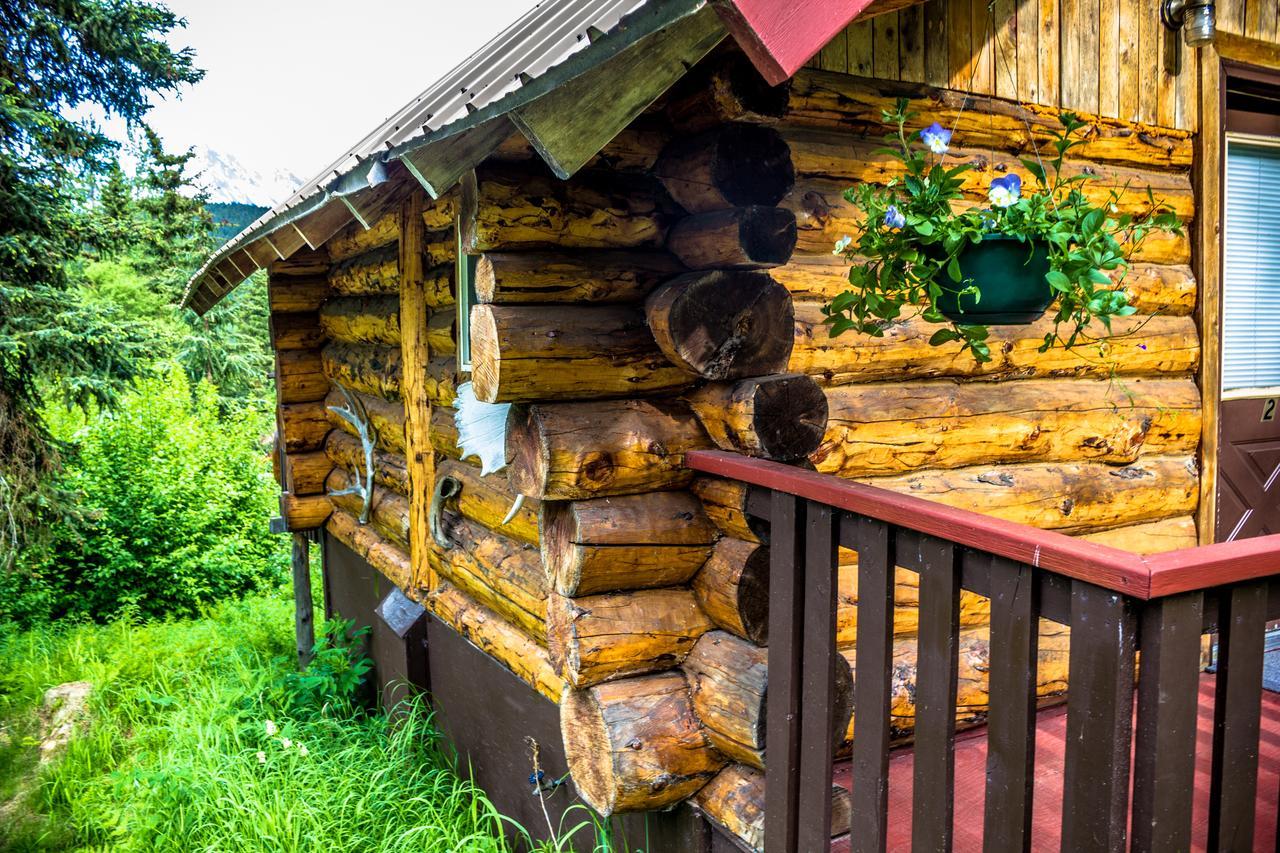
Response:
883,205,906,229
920,122,952,155
988,173,1022,208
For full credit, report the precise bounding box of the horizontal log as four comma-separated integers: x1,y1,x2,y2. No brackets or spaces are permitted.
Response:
280,491,331,531
462,166,670,253
789,304,1199,384
319,295,400,345
271,312,324,351
854,455,1198,534
277,349,328,404
284,450,331,495
646,270,795,381
507,399,713,500
327,214,398,262
431,405,461,460
561,671,725,815
427,310,455,357
664,52,791,132
687,373,828,461
782,126,1195,219
474,251,682,304
540,491,717,596
437,458,539,547
771,255,1196,316
268,275,329,313
841,622,1072,743
784,174,1192,262
421,264,456,309
666,206,797,270
324,430,409,495
1078,515,1199,553
269,250,329,278
585,125,670,173
324,389,405,455
279,400,330,453
784,70,1194,171
428,511,547,642
326,468,409,548
653,124,795,213
326,509,413,592
692,764,852,851
328,244,399,295
429,579,565,701
547,588,713,687
420,196,459,231
683,630,852,770
813,377,1201,477
321,342,402,400
690,477,765,542
469,304,694,403
424,356,458,407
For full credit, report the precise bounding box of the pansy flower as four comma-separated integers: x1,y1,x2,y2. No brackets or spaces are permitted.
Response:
883,205,906,229
988,173,1022,208
920,122,952,155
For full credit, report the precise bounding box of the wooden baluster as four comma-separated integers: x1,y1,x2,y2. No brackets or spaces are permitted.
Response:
1131,591,1204,852
1208,580,1267,852
982,555,1039,853
796,502,839,853
1061,581,1136,853
912,536,961,853
850,516,897,853
765,491,804,852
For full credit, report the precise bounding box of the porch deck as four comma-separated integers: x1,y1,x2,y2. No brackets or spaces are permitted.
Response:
828,675,1280,851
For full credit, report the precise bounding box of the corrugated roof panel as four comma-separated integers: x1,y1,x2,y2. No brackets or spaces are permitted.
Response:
184,0,705,310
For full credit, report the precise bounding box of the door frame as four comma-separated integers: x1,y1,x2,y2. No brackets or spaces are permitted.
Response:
1197,34,1280,544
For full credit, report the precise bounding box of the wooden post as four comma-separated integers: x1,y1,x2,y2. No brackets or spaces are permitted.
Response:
292,532,315,668
400,189,436,594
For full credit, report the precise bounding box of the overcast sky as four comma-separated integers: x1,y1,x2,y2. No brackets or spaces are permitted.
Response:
138,0,536,181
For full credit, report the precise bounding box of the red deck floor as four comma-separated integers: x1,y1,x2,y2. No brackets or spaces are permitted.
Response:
828,675,1280,851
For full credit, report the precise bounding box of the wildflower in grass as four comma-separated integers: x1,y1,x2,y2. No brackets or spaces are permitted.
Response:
256,751,266,764
988,173,1022,208
264,719,277,736
883,205,906,230
920,121,952,155
280,737,292,749
297,743,309,757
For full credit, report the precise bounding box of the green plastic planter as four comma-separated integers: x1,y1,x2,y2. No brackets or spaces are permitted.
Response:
936,235,1053,325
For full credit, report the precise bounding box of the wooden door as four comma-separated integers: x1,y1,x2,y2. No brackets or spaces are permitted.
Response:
1216,131,1280,542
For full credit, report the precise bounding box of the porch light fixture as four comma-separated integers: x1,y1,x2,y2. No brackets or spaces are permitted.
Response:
1162,0,1216,47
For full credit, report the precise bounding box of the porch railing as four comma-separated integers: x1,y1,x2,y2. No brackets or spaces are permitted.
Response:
685,449,1280,853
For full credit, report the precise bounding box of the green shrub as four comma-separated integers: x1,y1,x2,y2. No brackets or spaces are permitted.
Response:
4,366,287,625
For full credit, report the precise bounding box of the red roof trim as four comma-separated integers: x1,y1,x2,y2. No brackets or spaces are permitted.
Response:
713,0,877,85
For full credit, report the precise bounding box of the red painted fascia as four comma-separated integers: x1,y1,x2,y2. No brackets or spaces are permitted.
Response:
713,0,878,85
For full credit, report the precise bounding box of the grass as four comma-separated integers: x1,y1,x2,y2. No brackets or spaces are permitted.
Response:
0,589,587,853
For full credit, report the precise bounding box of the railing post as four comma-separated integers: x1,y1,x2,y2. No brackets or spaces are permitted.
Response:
796,501,839,853
1061,581,1136,853
1131,591,1204,853
765,491,804,852
850,516,896,853
1207,580,1267,852
982,555,1039,853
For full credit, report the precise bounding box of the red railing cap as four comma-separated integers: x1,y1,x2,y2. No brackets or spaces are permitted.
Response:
685,450,1280,600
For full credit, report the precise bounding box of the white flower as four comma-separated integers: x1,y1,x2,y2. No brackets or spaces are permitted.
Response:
280,738,293,749
264,720,277,736
256,751,267,764
297,744,309,757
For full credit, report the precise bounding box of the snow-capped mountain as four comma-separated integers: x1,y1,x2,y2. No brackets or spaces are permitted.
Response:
187,147,303,208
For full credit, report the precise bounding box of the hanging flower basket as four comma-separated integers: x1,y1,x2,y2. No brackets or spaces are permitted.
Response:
823,104,1183,363
935,234,1052,325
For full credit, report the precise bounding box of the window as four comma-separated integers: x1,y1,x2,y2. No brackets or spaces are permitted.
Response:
1223,138,1280,392
456,221,478,372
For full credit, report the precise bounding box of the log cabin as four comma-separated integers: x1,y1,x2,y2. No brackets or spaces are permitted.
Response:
186,0,1280,849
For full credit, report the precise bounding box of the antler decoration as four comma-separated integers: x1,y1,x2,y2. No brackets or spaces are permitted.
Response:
325,384,377,524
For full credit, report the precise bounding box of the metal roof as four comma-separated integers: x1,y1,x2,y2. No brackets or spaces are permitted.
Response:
183,0,712,312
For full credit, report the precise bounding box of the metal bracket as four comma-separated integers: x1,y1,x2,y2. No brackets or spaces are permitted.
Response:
430,475,463,550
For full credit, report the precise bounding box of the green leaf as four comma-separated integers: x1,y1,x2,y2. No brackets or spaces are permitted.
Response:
929,328,961,346
1045,270,1071,292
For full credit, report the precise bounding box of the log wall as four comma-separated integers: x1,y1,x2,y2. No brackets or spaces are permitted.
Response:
262,31,1211,850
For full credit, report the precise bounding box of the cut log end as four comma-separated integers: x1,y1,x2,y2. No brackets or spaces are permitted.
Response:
645,270,795,381
667,206,798,270
656,124,796,212
505,404,549,497
560,687,621,814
